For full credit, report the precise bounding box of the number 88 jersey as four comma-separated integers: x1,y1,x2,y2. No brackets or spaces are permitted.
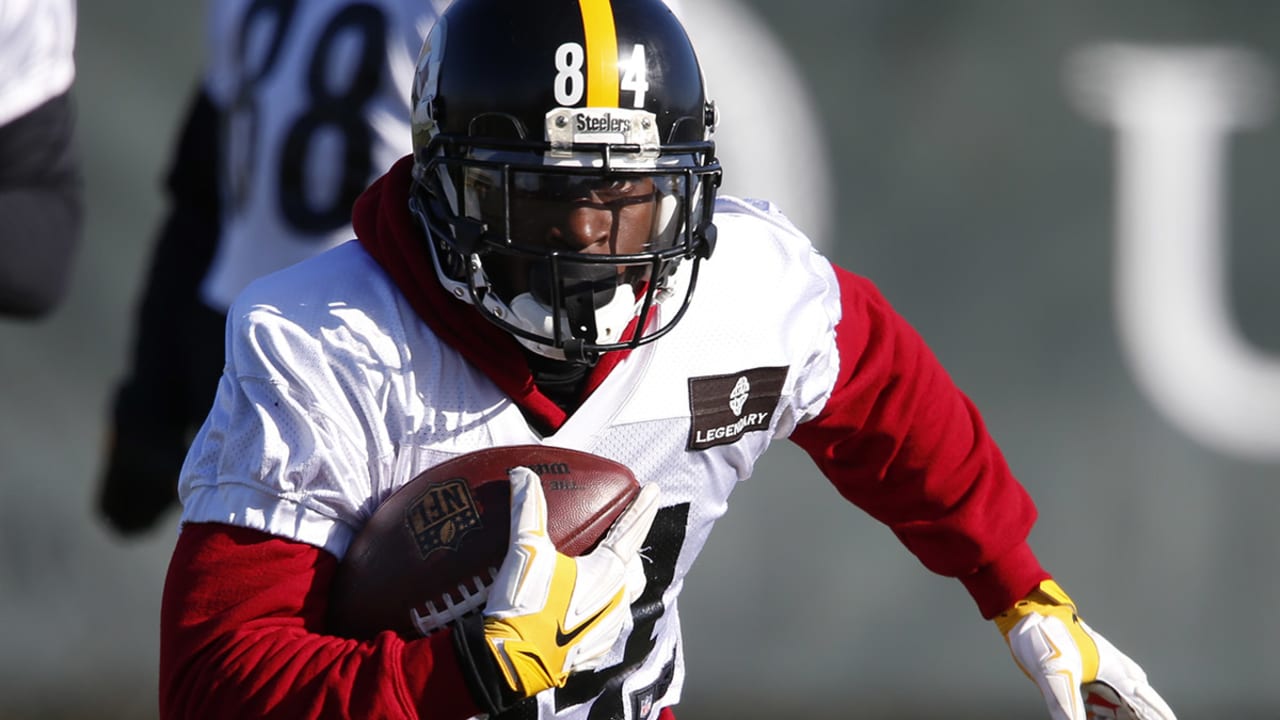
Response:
200,0,451,312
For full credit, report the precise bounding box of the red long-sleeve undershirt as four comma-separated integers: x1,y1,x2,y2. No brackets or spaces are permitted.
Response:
160,521,481,719
161,525,695,718
790,265,1048,618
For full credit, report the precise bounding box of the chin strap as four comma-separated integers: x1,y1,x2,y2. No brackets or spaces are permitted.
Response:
509,282,638,361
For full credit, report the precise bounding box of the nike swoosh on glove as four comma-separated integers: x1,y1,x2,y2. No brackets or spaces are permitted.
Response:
995,580,1177,720
452,465,660,716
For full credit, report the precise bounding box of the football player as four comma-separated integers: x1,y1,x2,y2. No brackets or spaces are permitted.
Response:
99,0,770,535
158,1,1177,719
0,0,81,319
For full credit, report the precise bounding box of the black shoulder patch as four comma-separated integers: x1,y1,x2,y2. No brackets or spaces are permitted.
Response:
687,366,789,450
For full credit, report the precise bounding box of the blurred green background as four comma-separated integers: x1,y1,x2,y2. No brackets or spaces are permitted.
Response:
3,1,1279,718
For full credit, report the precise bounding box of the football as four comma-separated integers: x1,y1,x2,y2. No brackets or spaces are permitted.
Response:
327,444,641,640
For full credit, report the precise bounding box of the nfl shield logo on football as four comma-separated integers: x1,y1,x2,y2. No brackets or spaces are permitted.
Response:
404,477,482,558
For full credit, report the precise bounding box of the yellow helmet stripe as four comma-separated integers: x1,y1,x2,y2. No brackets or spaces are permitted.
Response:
578,0,619,107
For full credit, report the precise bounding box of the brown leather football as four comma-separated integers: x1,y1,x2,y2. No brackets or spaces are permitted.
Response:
327,444,641,640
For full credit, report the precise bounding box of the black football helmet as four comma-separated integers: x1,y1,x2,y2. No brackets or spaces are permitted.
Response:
409,0,721,363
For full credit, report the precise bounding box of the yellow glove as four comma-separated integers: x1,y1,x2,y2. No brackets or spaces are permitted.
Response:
453,465,660,714
995,580,1177,720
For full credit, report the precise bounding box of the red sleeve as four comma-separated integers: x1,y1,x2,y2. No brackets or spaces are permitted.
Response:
159,522,484,720
789,266,1050,618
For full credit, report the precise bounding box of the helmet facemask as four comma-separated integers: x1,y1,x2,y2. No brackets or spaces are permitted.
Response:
412,106,720,363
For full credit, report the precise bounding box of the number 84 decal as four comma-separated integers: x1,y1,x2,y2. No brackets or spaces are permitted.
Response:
554,42,650,107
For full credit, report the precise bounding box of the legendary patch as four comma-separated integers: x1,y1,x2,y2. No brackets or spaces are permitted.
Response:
404,477,482,558
687,366,788,450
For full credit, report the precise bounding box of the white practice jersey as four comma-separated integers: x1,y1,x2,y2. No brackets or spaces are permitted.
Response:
200,0,449,311
0,0,76,126
180,195,841,720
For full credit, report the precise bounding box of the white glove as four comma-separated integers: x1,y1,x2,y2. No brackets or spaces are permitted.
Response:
481,466,660,698
995,580,1177,720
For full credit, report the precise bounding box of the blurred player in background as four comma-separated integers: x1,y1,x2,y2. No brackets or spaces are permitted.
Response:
157,1,1178,718
0,0,82,319
97,0,452,532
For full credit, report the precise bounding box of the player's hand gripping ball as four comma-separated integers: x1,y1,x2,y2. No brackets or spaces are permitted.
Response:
328,445,644,640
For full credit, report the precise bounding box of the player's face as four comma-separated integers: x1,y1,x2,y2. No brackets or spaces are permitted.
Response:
472,170,662,301
507,174,658,256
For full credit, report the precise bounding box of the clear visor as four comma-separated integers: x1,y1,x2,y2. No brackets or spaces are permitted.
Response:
458,153,701,259
466,168,690,307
